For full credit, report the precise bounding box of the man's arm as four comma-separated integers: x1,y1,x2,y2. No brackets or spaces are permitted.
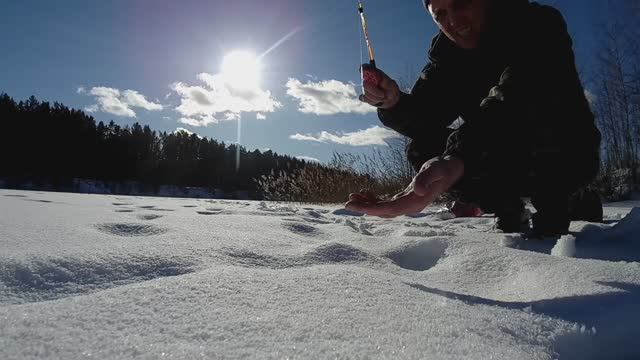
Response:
377,61,461,138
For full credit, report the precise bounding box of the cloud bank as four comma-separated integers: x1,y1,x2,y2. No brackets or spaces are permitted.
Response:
286,78,375,116
82,87,163,118
290,126,401,147
171,73,281,127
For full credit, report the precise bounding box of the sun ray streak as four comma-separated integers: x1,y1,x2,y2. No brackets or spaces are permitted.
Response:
236,118,242,172
259,27,303,59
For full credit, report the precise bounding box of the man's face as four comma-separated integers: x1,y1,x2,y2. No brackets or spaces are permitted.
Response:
428,0,490,50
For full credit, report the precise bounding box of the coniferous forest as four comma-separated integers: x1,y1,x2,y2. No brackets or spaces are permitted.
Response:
0,93,310,197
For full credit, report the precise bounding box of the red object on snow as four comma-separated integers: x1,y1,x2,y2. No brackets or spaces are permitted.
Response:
450,201,484,218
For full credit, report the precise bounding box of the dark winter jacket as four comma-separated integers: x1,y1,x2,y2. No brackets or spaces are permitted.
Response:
378,0,601,184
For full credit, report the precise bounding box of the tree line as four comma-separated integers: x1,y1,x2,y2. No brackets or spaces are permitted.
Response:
0,93,311,196
590,0,640,198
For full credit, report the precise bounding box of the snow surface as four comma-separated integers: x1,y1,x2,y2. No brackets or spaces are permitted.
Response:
1,189,639,359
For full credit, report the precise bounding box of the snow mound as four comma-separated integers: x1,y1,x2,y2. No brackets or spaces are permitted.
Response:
551,235,577,257
223,243,374,269
572,207,640,262
0,254,197,304
604,207,640,239
503,208,640,262
303,242,373,264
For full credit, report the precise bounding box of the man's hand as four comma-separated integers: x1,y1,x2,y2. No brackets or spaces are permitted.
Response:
358,66,401,110
345,156,465,217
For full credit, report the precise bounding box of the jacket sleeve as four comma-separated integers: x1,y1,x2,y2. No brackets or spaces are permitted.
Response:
377,60,460,139
443,6,600,179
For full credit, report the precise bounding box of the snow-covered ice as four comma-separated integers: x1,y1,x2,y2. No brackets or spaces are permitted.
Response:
1,189,639,359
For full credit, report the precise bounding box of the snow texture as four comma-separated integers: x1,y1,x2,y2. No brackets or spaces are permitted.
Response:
1,189,640,359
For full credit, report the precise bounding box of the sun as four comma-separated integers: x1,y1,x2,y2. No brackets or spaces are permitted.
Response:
221,50,261,91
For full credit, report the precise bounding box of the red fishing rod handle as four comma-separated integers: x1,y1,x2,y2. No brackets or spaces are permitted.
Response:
361,63,382,87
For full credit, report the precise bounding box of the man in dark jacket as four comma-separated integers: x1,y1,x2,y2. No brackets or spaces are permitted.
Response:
346,0,602,236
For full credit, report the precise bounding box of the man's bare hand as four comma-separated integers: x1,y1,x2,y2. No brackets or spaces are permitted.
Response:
345,156,465,218
358,66,401,110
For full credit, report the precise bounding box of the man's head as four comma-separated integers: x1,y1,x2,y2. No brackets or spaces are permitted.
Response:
424,0,491,50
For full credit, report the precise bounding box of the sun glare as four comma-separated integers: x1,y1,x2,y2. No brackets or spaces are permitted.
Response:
221,51,261,91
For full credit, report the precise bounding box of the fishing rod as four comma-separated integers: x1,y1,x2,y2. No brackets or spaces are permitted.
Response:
358,1,382,87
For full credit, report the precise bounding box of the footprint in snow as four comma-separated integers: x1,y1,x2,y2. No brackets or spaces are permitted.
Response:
403,229,456,237
282,221,321,236
384,238,448,271
301,217,332,225
332,208,364,217
137,214,164,221
95,223,169,237
197,208,227,215
197,211,221,215
282,216,330,225
343,219,374,236
115,209,135,213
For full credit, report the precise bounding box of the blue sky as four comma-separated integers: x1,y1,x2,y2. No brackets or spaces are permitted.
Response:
1,0,603,163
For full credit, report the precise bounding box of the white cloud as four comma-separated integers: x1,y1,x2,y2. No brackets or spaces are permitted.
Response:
170,72,281,127
87,87,136,117
174,127,202,139
77,86,86,94
285,78,375,116
175,127,194,135
179,115,218,127
256,113,267,120
85,104,99,113
296,155,321,163
290,126,401,147
122,90,163,111
224,112,241,121
82,87,163,118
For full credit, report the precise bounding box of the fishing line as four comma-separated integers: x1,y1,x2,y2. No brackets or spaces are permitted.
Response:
359,5,365,91
358,1,376,68
357,1,383,103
